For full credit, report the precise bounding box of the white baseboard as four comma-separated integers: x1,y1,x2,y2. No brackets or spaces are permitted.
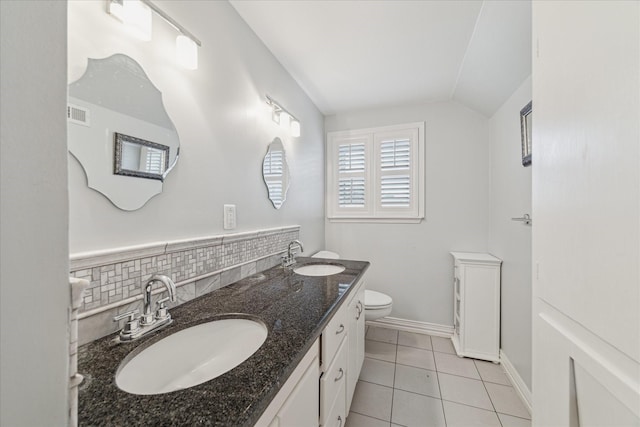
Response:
500,349,532,415
367,316,454,338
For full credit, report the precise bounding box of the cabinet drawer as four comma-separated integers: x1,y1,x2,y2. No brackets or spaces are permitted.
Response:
322,376,346,427
321,306,347,368
320,338,347,424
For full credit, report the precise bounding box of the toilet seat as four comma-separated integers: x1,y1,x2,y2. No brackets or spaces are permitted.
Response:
364,290,393,321
365,290,392,309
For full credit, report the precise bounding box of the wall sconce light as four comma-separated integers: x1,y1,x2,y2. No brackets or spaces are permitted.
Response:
266,95,301,137
108,0,201,70
108,0,152,41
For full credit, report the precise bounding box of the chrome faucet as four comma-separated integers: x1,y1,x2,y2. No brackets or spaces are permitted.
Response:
141,274,176,325
282,240,304,268
114,274,177,342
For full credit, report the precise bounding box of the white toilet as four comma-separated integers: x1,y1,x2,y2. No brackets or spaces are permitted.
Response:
311,251,393,321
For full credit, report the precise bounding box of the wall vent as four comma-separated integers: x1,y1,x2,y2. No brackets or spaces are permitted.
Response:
67,104,90,126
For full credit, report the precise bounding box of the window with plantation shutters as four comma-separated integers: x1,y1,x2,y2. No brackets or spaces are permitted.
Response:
327,122,424,222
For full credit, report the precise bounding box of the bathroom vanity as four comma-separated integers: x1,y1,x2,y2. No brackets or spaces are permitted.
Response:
77,257,368,426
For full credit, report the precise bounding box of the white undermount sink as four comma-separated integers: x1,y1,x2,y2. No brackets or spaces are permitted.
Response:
115,318,267,395
293,263,346,277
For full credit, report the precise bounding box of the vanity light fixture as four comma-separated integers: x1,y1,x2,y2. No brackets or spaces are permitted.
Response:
108,0,152,41
107,0,201,70
266,95,301,137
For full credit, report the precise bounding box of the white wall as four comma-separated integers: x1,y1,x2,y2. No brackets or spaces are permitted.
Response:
532,1,639,424
325,102,490,326
488,76,532,390
0,1,70,425
68,1,325,255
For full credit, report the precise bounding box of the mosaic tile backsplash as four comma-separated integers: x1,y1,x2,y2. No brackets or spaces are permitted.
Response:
70,226,300,344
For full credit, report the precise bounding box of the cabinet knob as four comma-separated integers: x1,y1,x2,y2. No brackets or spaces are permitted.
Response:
334,368,344,382
337,415,343,427
335,324,345,335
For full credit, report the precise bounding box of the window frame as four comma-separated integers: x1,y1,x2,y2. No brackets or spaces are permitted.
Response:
326,122,425,223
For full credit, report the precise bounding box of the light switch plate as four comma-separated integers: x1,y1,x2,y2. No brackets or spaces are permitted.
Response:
224,204,236,230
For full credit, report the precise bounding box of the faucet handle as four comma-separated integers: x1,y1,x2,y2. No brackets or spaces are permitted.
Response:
113,310,140,334
155,297,171,321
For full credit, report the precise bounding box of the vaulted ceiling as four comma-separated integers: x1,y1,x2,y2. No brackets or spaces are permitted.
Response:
230,0,531,117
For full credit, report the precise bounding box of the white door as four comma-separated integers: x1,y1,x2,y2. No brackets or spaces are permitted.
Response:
532,2,640,426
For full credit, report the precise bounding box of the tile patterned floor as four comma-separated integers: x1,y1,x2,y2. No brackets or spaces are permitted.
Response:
345,326,531,427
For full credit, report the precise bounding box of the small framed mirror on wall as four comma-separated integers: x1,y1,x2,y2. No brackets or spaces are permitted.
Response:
520,101,532,167
114,133,170,181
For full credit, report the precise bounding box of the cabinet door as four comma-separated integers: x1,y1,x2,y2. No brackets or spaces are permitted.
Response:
461,264,500,360
355,283,366,375
277,353,320,427
322,305,347,371
325,385,346,427
321,338,347,425
346,281,366,413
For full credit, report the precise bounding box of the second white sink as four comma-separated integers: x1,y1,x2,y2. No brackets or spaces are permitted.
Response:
116,318,267,395
294,263,346,276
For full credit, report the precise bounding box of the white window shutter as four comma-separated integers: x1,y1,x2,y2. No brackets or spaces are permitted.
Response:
338,143,366,207
379,138,411,207
263,150,285,206
327,134,372,217
144,148,165,175
374,128,420,217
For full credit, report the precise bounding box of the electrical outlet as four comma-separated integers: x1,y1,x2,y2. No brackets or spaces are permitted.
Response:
224,204,236,230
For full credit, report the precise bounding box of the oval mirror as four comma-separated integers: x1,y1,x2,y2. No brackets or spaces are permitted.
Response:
68,54,180,211
262,137,290,209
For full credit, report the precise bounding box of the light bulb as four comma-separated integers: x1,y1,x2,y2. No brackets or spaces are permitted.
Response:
279,112,290,129
290,119,301,137
176,35,198,70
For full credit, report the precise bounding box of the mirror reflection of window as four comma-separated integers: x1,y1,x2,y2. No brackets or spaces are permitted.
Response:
141,146,166,175
121,141,166,174
263,149,284,206
262,137,290,209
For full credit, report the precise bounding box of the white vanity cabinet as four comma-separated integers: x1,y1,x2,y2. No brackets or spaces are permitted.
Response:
256,340,320,427
320,276,366,426
256,275,367,427
346,279,365,413
450,252,502,362
320,297,348,426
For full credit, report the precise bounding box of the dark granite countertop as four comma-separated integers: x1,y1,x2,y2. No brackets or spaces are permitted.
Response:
78,257,369,426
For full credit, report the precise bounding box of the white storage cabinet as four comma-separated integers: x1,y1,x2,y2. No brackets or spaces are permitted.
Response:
450,252,502,362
